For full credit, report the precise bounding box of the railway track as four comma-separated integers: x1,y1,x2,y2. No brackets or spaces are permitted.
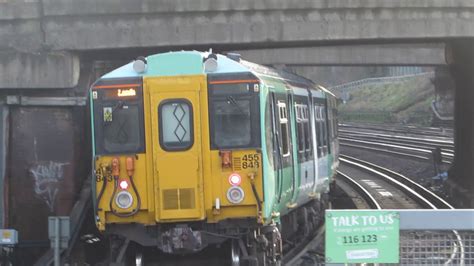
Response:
336,154,465,265
283,225,325,265
339,130,454,150
339,155,432,209
338,155,452,209
339,128,454,164
339,123,453,138
290,147,458,265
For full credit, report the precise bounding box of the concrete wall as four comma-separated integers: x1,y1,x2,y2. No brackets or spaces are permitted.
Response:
2,0,473,88
235,44,446,66
0,52,80,88
2,0,474,52
282,66,387,87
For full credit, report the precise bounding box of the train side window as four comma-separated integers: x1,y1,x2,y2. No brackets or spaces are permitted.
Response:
278,101,290,157
303,105,312,158
320,107,327,155
314,105,322,158
315,104,329,157
296,103,312,161
158,99,193,151
322,106,330,154
295,105,305,154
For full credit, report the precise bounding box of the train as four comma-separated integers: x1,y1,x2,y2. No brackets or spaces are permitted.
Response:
89,51,339,265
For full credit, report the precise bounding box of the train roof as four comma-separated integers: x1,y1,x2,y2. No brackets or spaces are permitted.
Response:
102,51,248,79
100,50,320,91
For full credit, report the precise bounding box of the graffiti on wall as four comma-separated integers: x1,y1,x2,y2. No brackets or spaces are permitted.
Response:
29,161,69,212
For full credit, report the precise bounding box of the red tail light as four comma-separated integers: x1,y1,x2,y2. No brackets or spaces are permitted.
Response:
119,180,129,190
228,173,242,186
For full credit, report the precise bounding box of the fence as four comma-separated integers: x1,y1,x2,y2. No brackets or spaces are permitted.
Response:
339,111,396,124
395,210,473,265
330,72,435,93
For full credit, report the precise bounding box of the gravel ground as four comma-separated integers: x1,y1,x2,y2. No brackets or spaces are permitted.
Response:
342,146,435,184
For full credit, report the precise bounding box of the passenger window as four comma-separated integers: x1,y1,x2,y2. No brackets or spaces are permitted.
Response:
302,106,311,155
321,107,330,153
314,105,320,158
159,100,193,151
278,102,290,157
315,104,326,158
296,103,312,161
295,105,305,154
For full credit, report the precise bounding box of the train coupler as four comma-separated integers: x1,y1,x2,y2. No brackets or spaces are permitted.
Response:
158,226,204,254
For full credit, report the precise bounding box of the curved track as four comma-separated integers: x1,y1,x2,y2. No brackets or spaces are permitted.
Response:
339,155,432,209
337,154,465,265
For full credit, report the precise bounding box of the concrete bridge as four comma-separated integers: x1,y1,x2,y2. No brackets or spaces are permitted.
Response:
3,0,474,51
2,0,474,88
1,0,474,207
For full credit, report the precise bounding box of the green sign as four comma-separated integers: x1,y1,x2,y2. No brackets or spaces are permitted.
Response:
325,210,399,264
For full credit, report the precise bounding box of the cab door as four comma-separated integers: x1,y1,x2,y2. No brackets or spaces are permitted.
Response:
146,76,205,221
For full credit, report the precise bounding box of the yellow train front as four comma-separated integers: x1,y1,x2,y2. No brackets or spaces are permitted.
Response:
90,51,337,265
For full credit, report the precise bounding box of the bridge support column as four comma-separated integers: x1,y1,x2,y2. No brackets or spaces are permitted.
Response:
0,51,80,88
447,40,474,208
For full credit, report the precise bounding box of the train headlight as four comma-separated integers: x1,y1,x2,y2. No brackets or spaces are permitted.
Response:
227,186,244,204
204,53,218,72
115,191,133,209
133,56,147,73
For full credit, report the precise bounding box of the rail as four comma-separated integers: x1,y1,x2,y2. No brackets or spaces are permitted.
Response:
340,155,452,208
339,127,454,163
284,225,325,265
431,100,454,121
336,171,381,210
339,122,453,137
340,138,453,163
337,155,467,265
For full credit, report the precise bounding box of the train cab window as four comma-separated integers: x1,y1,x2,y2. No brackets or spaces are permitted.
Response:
278,102,290,157
159,100,193,151
213,99,251,147
92,84,145,155
208,81,261,149
103,105,142,152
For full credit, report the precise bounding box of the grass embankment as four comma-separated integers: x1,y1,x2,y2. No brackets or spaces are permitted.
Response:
338,76,434,126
